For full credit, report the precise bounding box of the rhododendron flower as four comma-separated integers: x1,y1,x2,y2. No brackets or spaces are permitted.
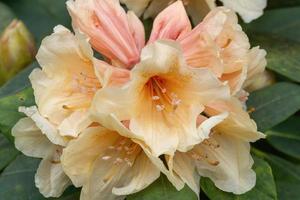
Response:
121,0,267,23
11,0,267,198
29,25,129,138
167,98,265,195
91,40,230,156
11,25,129,197
12,107,71,197
68,0,266,95
61,125,184,200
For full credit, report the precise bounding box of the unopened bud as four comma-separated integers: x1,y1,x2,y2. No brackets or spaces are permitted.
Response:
0,20,36,85
245,70,276,92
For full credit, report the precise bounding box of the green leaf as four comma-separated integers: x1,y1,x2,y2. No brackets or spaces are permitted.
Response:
253,149,300,200
0,87,35,141
247,82,300,131
0,134,19,171
2,0,71,45
245,7,300,42
0,155,44,199
0,2,15,33
200,156,277,200
0,62,37,98
0,154,80,200
249,34,300,83
267,0,300,9
127,175,198,200
266,117,300,160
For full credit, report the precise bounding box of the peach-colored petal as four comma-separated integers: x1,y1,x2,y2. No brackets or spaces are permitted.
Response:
93,59,130,87
91,40,230,156
67,0,144,68
178,7,250,94
32,26,99,137
148,1,191,43
127,11,145,53
205,98,265,142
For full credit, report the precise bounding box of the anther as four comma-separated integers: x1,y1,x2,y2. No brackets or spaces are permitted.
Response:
113,158,123,165
156,105,165,112
102,156,111,160
152,96,160,100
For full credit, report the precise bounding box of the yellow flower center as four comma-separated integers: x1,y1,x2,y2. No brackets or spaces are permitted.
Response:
146,76,182,112
101,137,141,167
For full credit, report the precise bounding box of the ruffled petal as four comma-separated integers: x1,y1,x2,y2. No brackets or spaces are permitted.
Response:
193,133,256,194
67,0,143,68
243,47,267,89
35,146,71,198
58,110,92,138
92,41,230,156
127,11,145,52
179,7,250,94
172,152,200,195
205,98,265,142
220,0,267,23
61,127,120,187
12,117,53,158
93,59,130,88
33,25,99,133
19,106,67,146
148,1,191,43
112,152,160,195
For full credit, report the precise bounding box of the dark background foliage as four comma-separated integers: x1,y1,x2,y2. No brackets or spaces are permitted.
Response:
0,0,299,199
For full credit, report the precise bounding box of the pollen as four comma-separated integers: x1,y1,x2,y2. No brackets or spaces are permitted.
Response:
102,156,111,160
156,105,165,112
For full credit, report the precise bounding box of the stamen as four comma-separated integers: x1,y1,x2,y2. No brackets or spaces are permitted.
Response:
113,158,123,165
247,107,256,114
156,105,165,112
102,156,111,160
191,152,220,166
203,140,220,149
152,96,160,100
124,158,133,167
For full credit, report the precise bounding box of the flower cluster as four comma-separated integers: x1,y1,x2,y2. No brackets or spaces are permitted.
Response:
12,0,266,199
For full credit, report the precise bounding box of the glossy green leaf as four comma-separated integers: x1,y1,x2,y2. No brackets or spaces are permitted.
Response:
127,175,198,200
0,2,15,33
266,117,300,160
0,87,35,141
0,155,43,199
0,62,37,98
0,154,81,200
267,0,300,9
0,134,19,171
2,0,71,45
201,156,277,200
247,82,300,131
245,7,300,42
249,34,300,83
253,149,300,200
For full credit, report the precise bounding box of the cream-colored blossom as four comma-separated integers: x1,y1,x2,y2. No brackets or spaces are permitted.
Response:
68,0,267,95
61,126,184,200
167,98,265,195
91,40,230,157
12,107,71,198
30,25,129,138
177,6,267,95
121,0,267,23
12,25,130,198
